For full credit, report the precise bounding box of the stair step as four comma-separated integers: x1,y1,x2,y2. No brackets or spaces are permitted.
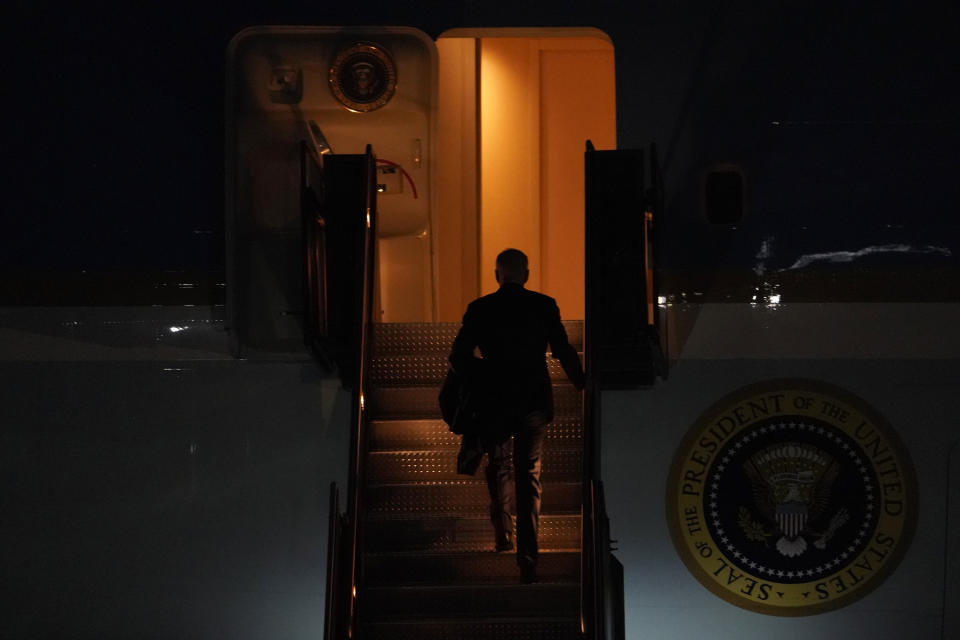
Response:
372,321,583,355
372,322,461,355
368,418,583,451
361,617,584,640
366,448,582,483
363,514,581,553
364,550,580,586
368,384,583,420
370,352,583,387
359,583,579,620
364,483,582,519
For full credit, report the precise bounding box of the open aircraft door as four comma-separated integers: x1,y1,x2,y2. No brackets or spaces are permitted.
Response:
227,26,621,368
226,27,437,362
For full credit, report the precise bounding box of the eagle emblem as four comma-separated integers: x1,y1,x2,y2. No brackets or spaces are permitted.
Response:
668,381,916,615
742,442,845,557
329,42,397,113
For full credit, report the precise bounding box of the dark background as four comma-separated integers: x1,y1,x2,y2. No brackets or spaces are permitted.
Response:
7,0,958,284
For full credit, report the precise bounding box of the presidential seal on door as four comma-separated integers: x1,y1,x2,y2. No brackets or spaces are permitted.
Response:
329,42,397,113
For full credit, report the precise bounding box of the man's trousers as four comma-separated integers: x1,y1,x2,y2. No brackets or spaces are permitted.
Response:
482,410,550,564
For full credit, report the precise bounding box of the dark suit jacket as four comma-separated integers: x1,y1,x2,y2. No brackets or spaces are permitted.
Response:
449,283,584,424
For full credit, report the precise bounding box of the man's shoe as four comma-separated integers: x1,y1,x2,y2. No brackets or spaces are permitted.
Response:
519,557,537,584
495,539,515,552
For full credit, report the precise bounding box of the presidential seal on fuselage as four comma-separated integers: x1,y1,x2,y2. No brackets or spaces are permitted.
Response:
666,379,916,616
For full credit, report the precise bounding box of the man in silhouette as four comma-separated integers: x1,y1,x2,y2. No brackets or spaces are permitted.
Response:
450,248,585,583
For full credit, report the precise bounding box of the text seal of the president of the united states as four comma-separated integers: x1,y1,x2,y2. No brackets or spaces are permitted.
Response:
666,379,915,616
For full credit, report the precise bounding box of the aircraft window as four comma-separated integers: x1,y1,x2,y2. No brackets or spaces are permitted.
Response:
704,166,744,224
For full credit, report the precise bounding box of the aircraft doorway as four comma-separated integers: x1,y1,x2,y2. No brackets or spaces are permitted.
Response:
226,26,615,354
433,29,617,321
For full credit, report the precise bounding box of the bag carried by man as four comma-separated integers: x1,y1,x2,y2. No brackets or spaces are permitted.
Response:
439,365,489,436
438,366,486,475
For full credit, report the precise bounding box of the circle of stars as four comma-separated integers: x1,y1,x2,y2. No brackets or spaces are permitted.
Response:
706,420,877,582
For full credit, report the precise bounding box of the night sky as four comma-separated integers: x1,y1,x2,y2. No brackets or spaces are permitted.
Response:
10,1,609,272
7,1,959,279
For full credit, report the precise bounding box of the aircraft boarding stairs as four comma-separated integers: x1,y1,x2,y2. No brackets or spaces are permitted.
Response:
351,320,587,639
310,147,632,640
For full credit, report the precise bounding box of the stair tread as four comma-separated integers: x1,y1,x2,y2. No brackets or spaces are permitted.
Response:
362,513,580,552
368,418,583,450
366,445,582,454
365,448,582,483
370,352,583,386
364,615,582,622
363,512,581,524
372,321,583,355
364,581,579,591
369,384,583,420
364,479,582,488
363,616,582,624
363,480,581,518
360,582,579,620
360,615,584,640
363,550,580,586
364,548,579,558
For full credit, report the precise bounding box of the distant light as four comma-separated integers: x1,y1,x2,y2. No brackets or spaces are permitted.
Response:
657,296,667,306
360,393,365,411
168,326,188,333
768,294,781,305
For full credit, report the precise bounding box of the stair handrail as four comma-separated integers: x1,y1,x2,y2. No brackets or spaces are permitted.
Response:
324,145,377,640
582,139,601,639
345,144,377,639
323,482,342,640
300,141,332,367
582,302,609,639
582,139,633,640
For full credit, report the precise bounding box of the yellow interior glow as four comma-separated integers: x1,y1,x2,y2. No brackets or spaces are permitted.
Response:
435,31,616,319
